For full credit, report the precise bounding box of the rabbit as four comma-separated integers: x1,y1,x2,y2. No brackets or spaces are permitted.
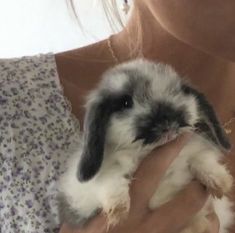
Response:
57,59,234,233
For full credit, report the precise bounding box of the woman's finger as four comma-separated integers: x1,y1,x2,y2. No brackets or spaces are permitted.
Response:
130,133,192,208
142,181,209,233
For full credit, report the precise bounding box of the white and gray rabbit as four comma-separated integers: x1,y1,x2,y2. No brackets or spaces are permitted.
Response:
58,59,234,233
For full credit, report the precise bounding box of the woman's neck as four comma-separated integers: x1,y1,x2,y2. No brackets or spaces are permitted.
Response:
112,4,227,78
56,3,235,121
111,4,235,121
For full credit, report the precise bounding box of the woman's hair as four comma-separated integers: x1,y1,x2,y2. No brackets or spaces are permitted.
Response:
67,0,143,59
67,0,124,31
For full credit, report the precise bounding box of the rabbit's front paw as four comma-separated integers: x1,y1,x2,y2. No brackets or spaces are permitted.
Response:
191,163,233,199
205,171,233,199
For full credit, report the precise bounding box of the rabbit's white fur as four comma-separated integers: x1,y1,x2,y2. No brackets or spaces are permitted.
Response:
58,59,234,232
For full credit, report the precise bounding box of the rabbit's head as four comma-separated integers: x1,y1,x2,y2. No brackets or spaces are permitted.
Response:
77,59,231,182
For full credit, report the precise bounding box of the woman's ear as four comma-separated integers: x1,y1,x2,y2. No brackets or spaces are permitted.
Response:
77,96,112,182
182,85,231,152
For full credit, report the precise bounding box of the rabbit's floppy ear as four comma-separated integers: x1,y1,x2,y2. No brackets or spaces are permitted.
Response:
182,85,231,152
77,96,112,182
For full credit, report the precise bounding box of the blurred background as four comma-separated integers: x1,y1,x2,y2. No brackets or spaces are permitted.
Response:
0,0,129,58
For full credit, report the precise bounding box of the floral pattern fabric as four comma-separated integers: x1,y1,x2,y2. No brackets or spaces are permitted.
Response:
0,54,80,233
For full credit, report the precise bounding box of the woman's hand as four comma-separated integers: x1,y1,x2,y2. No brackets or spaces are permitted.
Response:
59,134,219,233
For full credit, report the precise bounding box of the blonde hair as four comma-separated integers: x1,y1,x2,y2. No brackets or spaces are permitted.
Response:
67,0,143,59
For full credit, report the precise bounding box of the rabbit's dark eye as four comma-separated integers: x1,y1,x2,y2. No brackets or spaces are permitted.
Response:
113,94,133,112
121,95,133,108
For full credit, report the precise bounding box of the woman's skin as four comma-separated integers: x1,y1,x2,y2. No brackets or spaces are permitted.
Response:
56,0,235,232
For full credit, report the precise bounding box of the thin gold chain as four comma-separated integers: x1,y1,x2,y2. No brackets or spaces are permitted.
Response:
223,117,235,134
107,36,119,64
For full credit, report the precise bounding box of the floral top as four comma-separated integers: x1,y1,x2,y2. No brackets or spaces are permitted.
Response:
0,54,80,233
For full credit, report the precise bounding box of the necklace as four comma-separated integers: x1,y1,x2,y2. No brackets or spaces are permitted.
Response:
223,117,235,134
122,0,130,15
107,37,235,134
107,36,119,64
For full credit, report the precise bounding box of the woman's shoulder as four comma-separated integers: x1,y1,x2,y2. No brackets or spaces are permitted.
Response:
0,53,63,96
0,53,56,67
0,53,58,83
0,53,68,112
0,52,80,143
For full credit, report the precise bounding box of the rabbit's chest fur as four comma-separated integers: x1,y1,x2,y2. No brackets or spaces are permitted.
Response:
58,134,224,225
58,142,152,219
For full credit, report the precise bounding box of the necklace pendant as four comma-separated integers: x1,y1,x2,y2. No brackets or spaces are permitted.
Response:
122,2,130,14
225,128,232,134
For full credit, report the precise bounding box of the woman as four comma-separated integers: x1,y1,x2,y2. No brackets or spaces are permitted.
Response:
57,0,235,232
0,0,234,232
